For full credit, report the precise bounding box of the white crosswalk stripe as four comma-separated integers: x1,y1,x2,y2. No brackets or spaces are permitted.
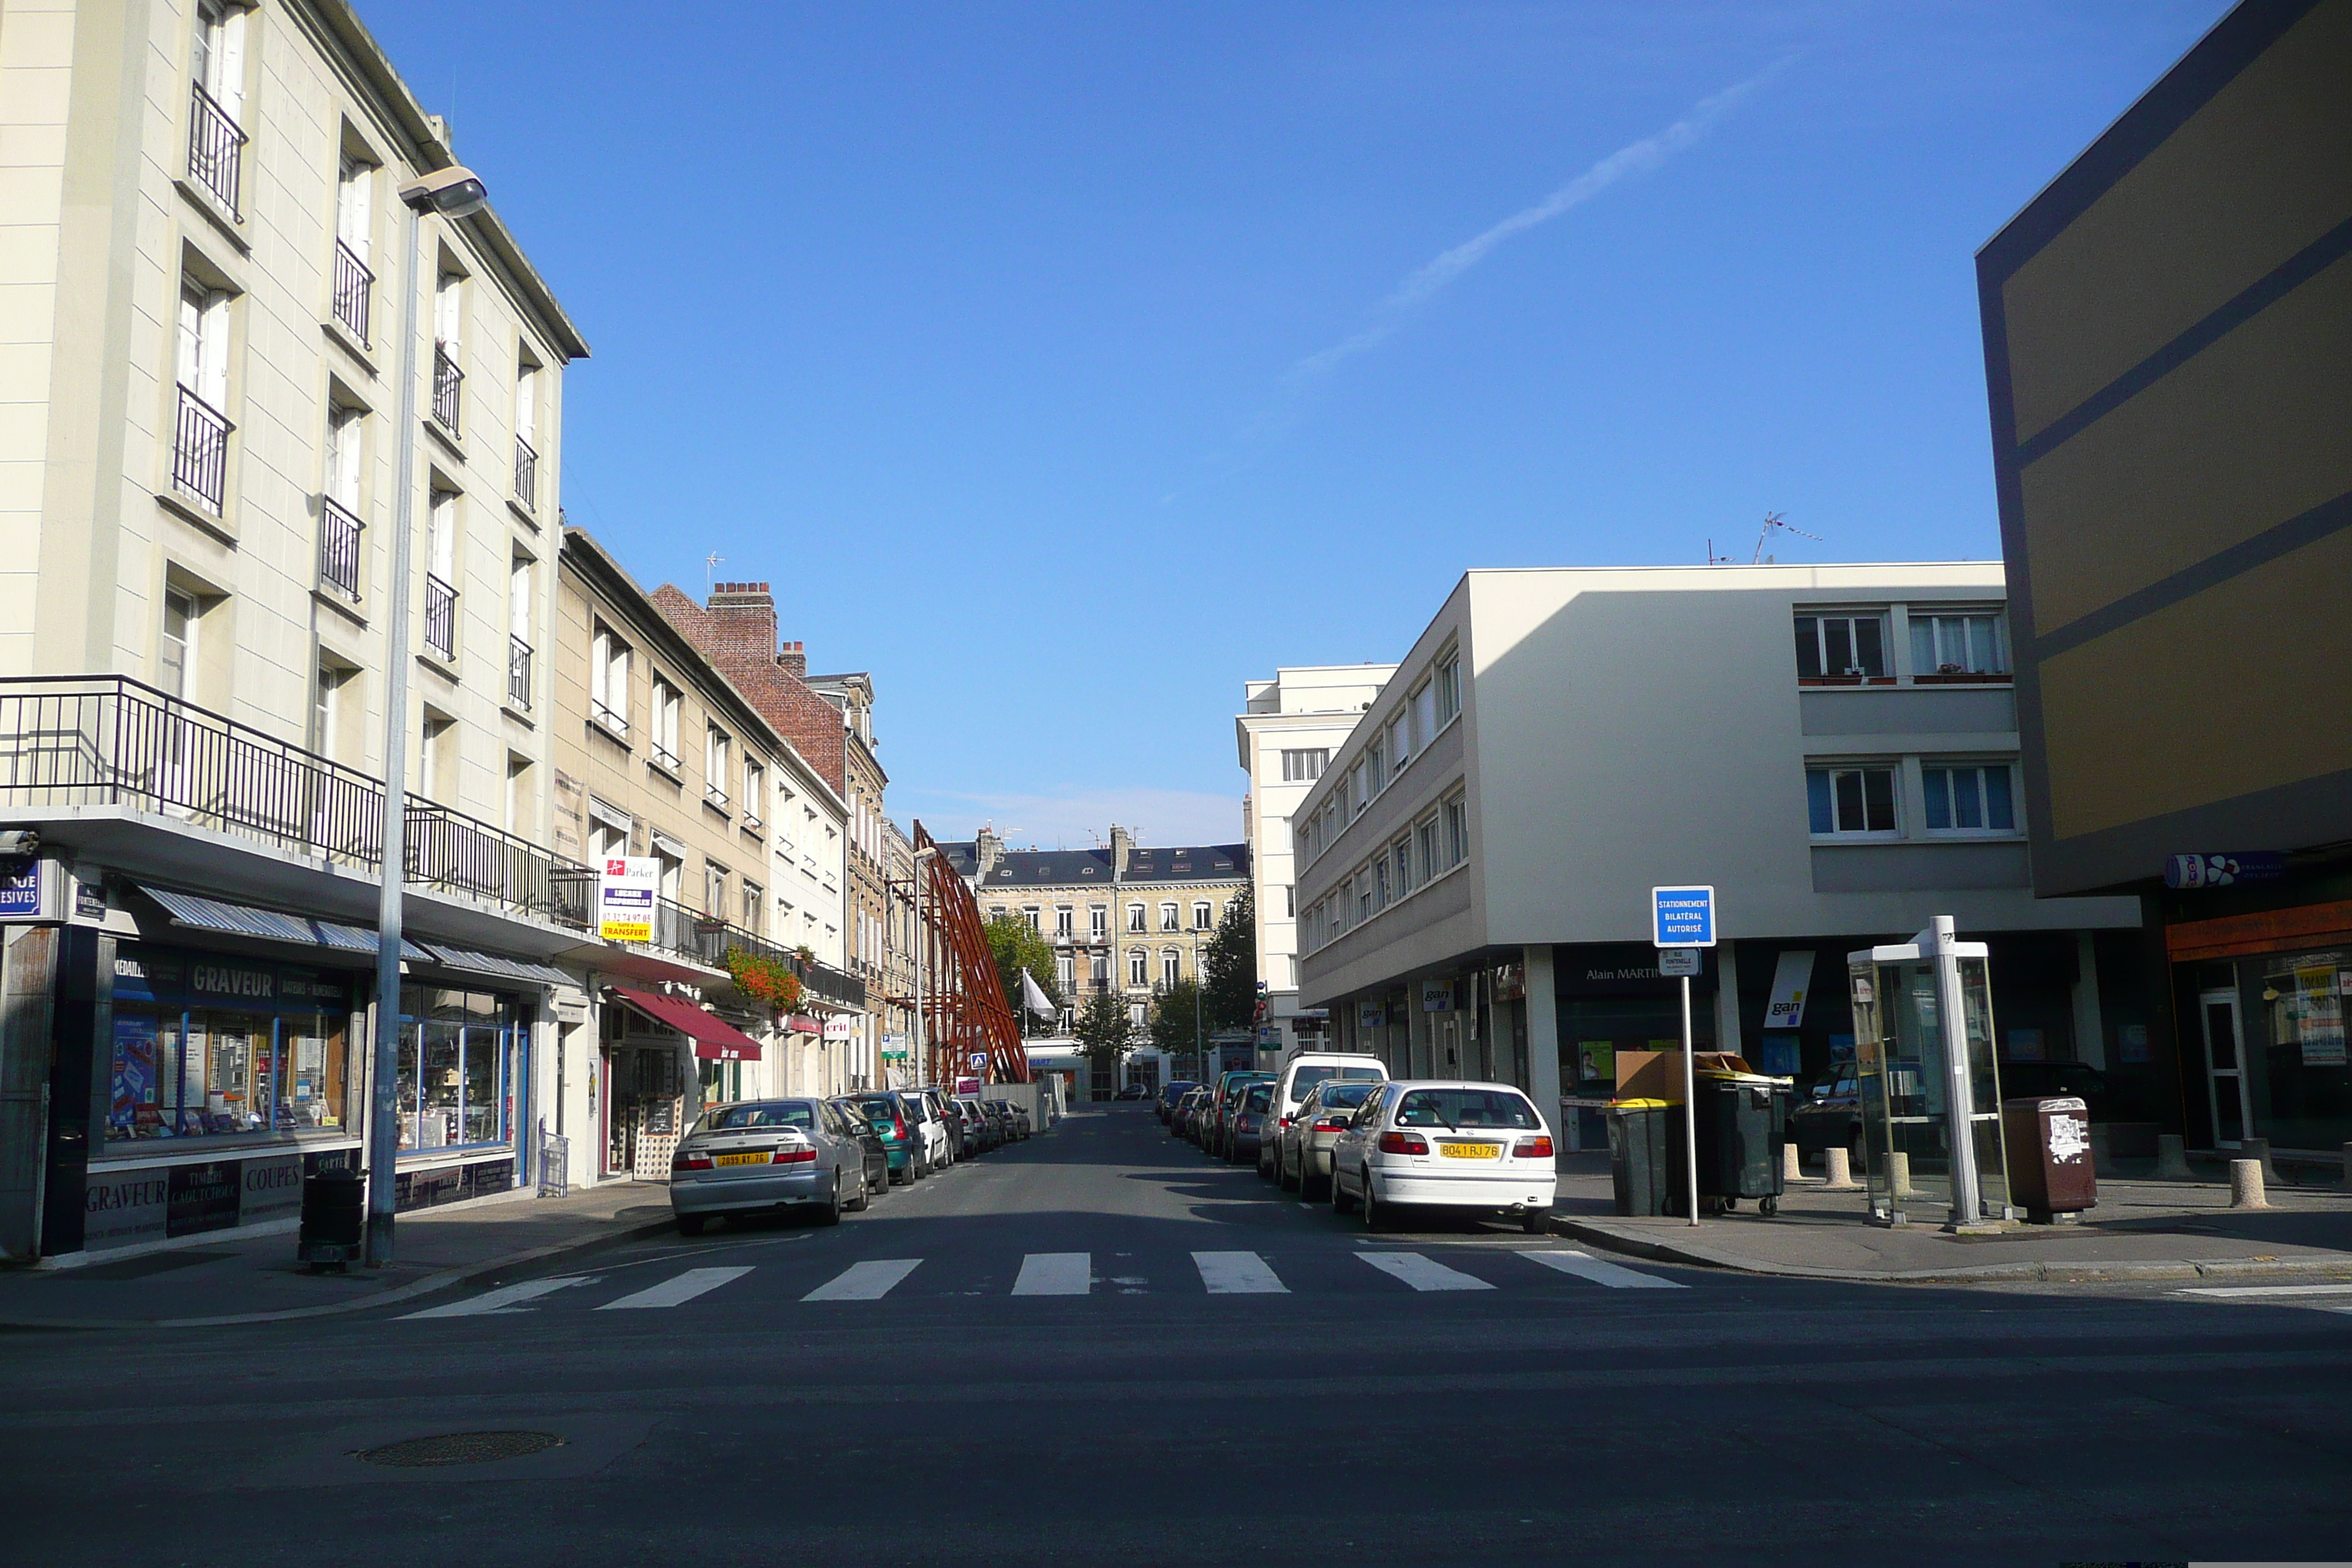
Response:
1359,1251,1493,1292
598,1266,754,1311
804,1259,924,1302
1194,1251,1288,1294
2176,1283,2352,1300
1011,1252,1092,1296
1521,1249,1686,1289
399,1275,589,1319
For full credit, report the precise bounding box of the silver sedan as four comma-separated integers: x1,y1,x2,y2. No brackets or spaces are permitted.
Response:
670,1098,873,1235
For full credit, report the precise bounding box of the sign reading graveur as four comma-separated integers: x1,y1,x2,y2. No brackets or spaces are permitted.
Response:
598,857,658,943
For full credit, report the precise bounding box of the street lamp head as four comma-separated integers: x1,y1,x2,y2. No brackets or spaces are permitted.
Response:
400,165,489,219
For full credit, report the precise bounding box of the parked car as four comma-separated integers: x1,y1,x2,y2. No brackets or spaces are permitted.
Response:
848,1092,926,1184
988,1098,1033,1139
1172,1086,1211,1142
1271,1052,1388,1131
1157,1080,1200,1125
932,1091,970,1159
954,1096,1000,1153
1228,1082,1276,1166
670,1098,872,1234
1274,1078,1383,1196
829,1097,894,1196
1329,1081,1556,1235
1115,1083,1150,1101
1205,1071,1274,1159
898,1090,954,1171
1787,1066,1860,1162
981,1100,1018,1145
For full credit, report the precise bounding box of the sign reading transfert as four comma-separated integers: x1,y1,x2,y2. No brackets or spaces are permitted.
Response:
598,857,658,943
1650,885,1716,949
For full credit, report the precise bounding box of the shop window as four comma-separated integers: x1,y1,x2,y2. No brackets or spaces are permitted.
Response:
105,946,358,1144
395,985,528,1153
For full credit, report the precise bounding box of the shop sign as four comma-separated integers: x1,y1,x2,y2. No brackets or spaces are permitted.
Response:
1491,964,1526,1003
241,1155,304,1224
1764,951,1816,1028
0,856,56,922
1420,979,1456,1013
823,1017,856,1041
1357,1002,1384,1028
2164,852,2285,889
598,857,659,943
84,1169,170,1248
165,1161,243,1237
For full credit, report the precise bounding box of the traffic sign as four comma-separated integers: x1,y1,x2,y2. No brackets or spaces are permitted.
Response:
1651,885,1716,948
1659,947,1700,977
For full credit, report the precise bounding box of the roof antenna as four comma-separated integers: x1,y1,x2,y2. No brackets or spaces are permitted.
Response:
705,551,725,592
1752,511,1822,565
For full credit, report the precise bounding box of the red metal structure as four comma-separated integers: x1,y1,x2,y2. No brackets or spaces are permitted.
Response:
914,821,1029,1085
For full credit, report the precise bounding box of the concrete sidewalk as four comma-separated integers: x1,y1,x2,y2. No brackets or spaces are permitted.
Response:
1546,1152,2352,1282
0,1181,676,1330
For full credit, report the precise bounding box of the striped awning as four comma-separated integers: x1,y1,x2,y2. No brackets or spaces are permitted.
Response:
418,943,575,989
140,885,431,962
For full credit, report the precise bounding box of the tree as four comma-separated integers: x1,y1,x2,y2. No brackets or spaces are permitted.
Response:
981,914,1061,1033
1071,992,1133,1084
1201,885,1258,1032
1148,977,1204,1066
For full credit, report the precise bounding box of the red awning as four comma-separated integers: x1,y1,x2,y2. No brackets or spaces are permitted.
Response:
613,987,764,1062
786,1013,822,1036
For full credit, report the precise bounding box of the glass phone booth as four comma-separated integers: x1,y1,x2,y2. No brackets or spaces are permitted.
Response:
1847,916,2011,1227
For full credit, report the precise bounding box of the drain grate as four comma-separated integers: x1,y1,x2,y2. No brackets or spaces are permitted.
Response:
358,1431,564,1468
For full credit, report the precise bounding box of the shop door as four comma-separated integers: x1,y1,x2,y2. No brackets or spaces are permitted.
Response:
2199,990,2254,1148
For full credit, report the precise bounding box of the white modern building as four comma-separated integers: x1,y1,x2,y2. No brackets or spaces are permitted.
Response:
1292,565,2149,1148
1236,664,1395,1060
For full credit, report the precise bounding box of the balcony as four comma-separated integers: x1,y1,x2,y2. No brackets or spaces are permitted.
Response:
508,634,532,709
513,436,537,510
186,81,244,216
319,498,361,601
431,344,462,435
331,240,372,346
704,782,730,814
172,385,231,513
423,573,456,661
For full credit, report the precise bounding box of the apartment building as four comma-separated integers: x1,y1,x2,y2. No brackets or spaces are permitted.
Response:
551,528,859,1180
1236,664,1395,1060
1292,565,2147,1151
0,0,600,1259
881,816,918,1082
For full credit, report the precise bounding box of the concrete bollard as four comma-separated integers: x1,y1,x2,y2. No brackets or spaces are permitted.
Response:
2240,1137,2282,1185
1782,1142,1803,1184
1821,1145,1860,1190
2155,1134,2193,1180
1888,1150,1915,1199
2230,1158,2268,1210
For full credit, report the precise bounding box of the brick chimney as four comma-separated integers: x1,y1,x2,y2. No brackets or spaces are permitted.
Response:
704,582,778,663
777,638,807,679
1110,824,1133,879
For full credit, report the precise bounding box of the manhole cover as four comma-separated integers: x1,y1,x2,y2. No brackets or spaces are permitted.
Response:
358,1431,564,1468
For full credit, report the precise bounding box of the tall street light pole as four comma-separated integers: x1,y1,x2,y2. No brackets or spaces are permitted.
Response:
364,166,491,1269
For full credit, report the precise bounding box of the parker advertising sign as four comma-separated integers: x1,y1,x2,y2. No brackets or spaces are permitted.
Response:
598,857,657,943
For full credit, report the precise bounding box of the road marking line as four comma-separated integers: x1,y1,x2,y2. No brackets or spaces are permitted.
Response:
399,1275,589,1319
1359,1252,1493,1292
804,1259,924,1301
1194,1251,1288,1294
596,1266,755,1311
1012,1252,1092,1296
1521,1249,1687,1290
2176,1283,2352,1299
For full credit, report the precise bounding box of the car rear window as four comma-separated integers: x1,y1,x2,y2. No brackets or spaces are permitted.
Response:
706,1101,816,1131
853,1096,900,1123
1393,1089,1538,1130
1315,1082,1379,1112
1243,1085,1273,1111
1290,1064,1385,1096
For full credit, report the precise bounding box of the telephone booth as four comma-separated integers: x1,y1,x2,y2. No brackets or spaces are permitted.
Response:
1847,916,2011,1227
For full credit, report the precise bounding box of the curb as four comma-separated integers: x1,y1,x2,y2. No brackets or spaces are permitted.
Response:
1553,1218,2352,1285
0,1215,679,1332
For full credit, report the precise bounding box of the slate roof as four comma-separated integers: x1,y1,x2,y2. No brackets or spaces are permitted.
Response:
934,842,1251,888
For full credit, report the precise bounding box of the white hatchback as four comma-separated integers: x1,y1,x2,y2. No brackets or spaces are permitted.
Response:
1329,1080,1556,1234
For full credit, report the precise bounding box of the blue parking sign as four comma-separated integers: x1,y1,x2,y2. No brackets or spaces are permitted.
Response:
1651,885,1715,949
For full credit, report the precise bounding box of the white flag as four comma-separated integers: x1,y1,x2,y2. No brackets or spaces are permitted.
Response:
1019,968,1056,1020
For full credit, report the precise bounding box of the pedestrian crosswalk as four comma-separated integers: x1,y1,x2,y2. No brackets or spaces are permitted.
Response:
2176,1281,2352,1316
397,1245,1689,1319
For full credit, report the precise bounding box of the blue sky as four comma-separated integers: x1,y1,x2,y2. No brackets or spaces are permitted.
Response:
360,0,2226,850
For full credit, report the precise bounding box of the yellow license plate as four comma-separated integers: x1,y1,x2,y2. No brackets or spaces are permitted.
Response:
712,1152,766,1166
1441,1142,1501,1159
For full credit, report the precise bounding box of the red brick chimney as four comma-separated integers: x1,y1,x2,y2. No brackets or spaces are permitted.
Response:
704,582,777,664
777,638,807,678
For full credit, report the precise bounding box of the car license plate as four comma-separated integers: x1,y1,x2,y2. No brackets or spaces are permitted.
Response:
1440,1142,1501,1159
712,1152,765,1166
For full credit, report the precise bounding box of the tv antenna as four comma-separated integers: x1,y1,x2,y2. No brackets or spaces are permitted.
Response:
704,551,725,592
1752,511,1821,565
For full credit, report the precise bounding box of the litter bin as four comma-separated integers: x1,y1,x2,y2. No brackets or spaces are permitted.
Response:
2002,1096,2096,1223
1698,1071,1793,1217
1607,1100,1674,1216
297,1164,363,1272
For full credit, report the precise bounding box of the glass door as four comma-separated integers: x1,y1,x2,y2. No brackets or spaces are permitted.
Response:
2200,990,2253,1147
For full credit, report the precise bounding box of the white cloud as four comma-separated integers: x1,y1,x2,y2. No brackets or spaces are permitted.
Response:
897,786,1246,851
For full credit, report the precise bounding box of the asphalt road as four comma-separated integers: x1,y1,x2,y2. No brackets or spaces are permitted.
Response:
5,1106,2351,1567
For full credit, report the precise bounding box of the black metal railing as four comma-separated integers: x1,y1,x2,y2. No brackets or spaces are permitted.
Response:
186,81,244,216
513,436,537,508
423,573,456,660
508,635,532,709
331,240,372,344
173,385,231,513
320,498,361,600
431,344,462,434
703,782,729,814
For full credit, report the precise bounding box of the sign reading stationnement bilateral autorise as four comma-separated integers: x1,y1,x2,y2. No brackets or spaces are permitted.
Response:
1651,885,1715,949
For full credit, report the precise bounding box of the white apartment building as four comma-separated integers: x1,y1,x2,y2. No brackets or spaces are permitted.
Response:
1236,664,1395,1060
1292,565,2148,1150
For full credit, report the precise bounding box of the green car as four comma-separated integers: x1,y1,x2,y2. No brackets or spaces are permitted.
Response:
851,1093,928,1183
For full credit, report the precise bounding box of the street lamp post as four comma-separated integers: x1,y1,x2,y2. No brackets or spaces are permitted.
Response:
363,166,490,1269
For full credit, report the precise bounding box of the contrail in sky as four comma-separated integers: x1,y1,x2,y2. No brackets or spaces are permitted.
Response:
1285,59,1795,385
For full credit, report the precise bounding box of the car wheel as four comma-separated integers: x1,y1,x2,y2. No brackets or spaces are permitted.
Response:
1520,1207,1548,1235
1300,1162,1324,1202
913,1156,928,1181
889,1162,906,1187
1361,1176,1385,1232
1278,1153,1300,1193
815,1175,844,1226
1330,1162,1357,1215
851,1172,873,1212
676,1213,705,1237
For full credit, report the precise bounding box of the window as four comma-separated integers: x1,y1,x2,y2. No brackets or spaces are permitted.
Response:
1434,654,1460,725
590,626,630,736
705,862,728,915
1793,612,1889,682
1090,952,1109,987
506,555,533,708
332,156,374,344
1090,904,1107,938
742,881,762,933
173,277,231,510
1417,814,1440,886
319,407,363,600
1806,766,1899,835
419,712,454,803
312,661,349,758
989,905,1006,921
1161,950,1180,989
742,759,765,826
160,587,197,699
1055,955,1074,992
431,270,464,433
186,1,246,214
1444,795,1468,869
588,802,629,864
1355,875,1373,925
1367,737,1387,794
1349,760,1369,817
1412,680,1438,747
1284,885,1294,918
1387,713,1410,772
1192,901,1211,931
1128,948,1147,986
107,960,361,1147
1281,748,1328,783
1923,764,2018,833
505,754,531,837
1128,902,1146,933
1055,906,1073,938
513,362,540,507
649,678,679,769
1022,906,1041,932
1393,838,1412,898
1372,857,1390,911
1911,611,2009,679
1128,1003,1148,1031
1159,902,1179,932
704,725,731,811
422,491,456,660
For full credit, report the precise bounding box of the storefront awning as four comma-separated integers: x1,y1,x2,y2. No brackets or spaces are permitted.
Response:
786,1013,822,1036
420,943,576,989
140,885,432,962
613,986,764,1061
